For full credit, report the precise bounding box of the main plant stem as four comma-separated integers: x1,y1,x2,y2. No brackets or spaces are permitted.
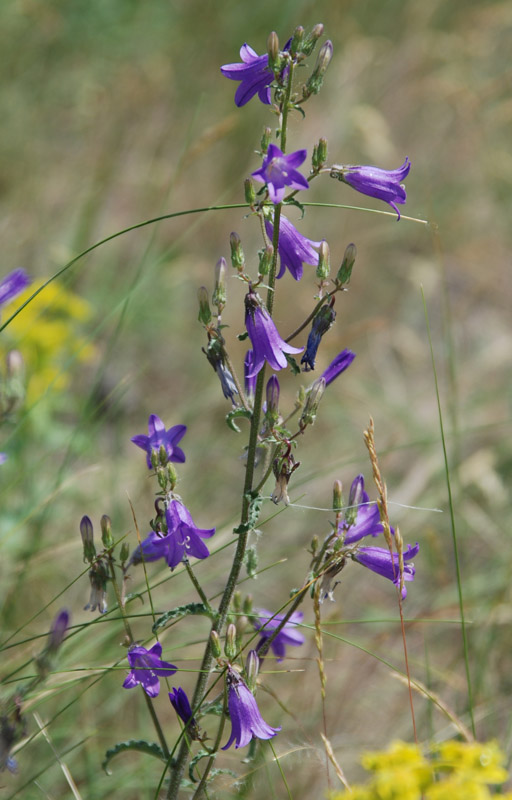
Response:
166,59,295,800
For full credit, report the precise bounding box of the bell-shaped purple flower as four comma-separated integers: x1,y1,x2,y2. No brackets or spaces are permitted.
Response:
320,348,356,386
245,289,303,377
131,414,186,470
0,268,31,308
222,667,280,750
220,44,273,107
334,158,411,220
252,144,309,204
340,475,385,545
128,530,169,567
164,499,216,569
254,609,305,662
265,214,321,281
122,642,177,697
353,542,419,598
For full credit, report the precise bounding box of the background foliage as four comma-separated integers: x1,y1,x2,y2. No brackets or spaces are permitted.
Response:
1,1,511,797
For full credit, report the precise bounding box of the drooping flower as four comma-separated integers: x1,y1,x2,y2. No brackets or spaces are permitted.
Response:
331,158,411,220
339,474,385,545
169,687,200,739
245,289,303,377
0,268,31,309
320,348,356,386
131,414,186,470
128,530,169,566
122,643,177,697
252,144,309,204
301,303,336,370
164,498,216,569
220,44,274,107
265,214,321,281
353,542,419,598
84,561,109,614
222,667,280,750
254,609,305,662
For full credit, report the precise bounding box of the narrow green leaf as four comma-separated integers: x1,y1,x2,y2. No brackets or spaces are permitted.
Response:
226,407,252,433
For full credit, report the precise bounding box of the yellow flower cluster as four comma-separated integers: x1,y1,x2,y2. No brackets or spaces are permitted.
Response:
1,279,95,406
330,740,511,800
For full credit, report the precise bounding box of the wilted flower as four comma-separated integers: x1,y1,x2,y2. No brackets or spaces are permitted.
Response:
252,144,309,204
222,667,280,750
353,542,419,598
131,414,186,469
0,268,31,309
122,643,177,697
320,348,356,386
169,687,200,739
265,213,321,281
301,302,336,370
331,158,411,220
254,609,305,661
203,337,238,404
220,44,273,107
84,562,109,614
245,289,302,377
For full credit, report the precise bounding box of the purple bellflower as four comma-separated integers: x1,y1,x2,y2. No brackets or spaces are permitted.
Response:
252,144,309,204
128,530,169,567
265,214,321,281
164,499,216,569
122,642,177,697
333,158,411,220
0,268,31,309
169,687,200,738
354,542,419,599
131,414,186,470
254,609,305,662
222,667,280,750
220,44,273,107
321,348,356,386
339,474,386,545
245,289,303,377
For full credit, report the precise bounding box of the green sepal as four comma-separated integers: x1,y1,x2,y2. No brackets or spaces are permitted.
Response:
152,602,215,634
285,354,301,375
236,331,249,341
102,740,169,775
226,408,252,433
289,102,306,119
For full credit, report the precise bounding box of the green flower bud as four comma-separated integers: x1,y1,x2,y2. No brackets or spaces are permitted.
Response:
336,243,357,285
333,480,343,513
300,377,326,428
290,26,305,57
212,257,227,310
233,591,242,613
301,23,324,57
230,231,246,270
258,244,274,277
305,40,333,96
100,514,114,550
313,137,328,169
225,622,238,661
244,178,256,207
261,126,272,154
316,239,331,280
245,650,260,691
210,630,222,659
267,31,280,72
197,286,212,325
119,542,130,563
242,595,253,615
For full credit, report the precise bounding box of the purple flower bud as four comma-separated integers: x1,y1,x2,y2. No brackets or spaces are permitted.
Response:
131,414,187,470
80,515,96,562
254,609,305,662
348,474,365,508
320,349,356,386
252,143,310,205
244,350,257,400
221,44,273,107
169,687,200,738
340,475,385,544
48,609,70,653
222,667,280,750
122,643,177,698
244,289,303,377
265,375,280,420
330,158,411,220
265,214,321,281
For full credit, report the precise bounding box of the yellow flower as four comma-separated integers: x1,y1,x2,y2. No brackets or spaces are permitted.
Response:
432,740,509,785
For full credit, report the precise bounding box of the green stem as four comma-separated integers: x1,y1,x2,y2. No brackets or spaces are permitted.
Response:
184,560,213,612
285,288,339,343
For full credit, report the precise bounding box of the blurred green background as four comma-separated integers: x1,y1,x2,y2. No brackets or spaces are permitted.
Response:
1,0,511,797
